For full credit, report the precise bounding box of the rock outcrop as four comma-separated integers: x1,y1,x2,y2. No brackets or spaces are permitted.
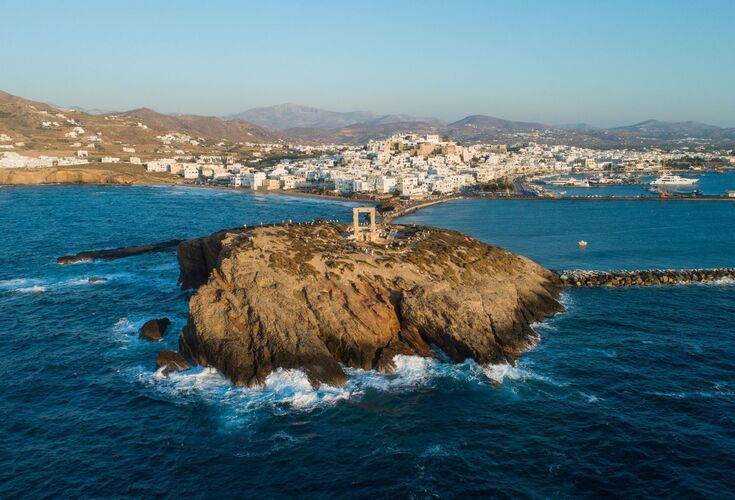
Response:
156,349,190,375
0,166,181,186
139,318,171,341
177,222,563,388
58,239,182,264
177,227,242,289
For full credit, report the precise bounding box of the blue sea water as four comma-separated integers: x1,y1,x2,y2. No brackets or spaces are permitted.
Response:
2,186,735,498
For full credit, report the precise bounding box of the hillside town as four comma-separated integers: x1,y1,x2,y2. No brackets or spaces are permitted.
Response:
3,130,735,199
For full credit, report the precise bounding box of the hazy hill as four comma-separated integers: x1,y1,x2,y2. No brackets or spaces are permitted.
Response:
230,103,443,130
448,115,545,131
284,121,443,144
556,123,596,130
2,90,733,151
0,90,280,158
119,108,279,143
611,119,723,135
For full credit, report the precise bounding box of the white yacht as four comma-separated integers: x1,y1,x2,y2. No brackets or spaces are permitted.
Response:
548,176,590,187
650,173,698,186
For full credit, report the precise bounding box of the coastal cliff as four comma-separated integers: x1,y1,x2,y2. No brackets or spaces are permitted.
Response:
0,166,181,186
177,222,563,388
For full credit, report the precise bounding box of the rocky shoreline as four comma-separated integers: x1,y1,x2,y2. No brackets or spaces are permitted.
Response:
0,165,183,186
54,220,735,389
560,268,735,287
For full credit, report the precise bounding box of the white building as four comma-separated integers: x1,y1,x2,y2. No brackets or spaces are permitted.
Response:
183,165,200,180
247,171,267,190
375,175,397,194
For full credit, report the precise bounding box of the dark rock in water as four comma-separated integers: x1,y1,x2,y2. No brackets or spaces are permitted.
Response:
178,222,564,388
57,239,183,264
156,349,190,375
139,318,171,341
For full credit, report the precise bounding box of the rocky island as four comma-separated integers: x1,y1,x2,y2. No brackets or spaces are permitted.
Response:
173,215,564,388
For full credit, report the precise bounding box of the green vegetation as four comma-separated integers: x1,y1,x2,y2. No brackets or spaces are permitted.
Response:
476,177,514,192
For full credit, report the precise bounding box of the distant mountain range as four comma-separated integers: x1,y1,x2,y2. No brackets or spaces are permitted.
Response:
227,103,735,147
611,119,725,135
1,90,733,151
228,103,445,130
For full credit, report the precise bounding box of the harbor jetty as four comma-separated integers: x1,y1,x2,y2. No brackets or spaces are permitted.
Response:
57,239,183,264
560,268,735,287
382,197,457,224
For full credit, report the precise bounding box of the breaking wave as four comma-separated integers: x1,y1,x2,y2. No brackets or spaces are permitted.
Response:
0,273,130,295
129,354,560,417
713,276,735,285
0,278,45,291
15,285,47,294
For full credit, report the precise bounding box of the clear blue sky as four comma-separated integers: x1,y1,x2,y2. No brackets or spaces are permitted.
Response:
2,0,734,126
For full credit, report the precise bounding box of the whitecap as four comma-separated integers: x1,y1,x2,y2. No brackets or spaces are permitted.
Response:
112,317,139,334
129,353,560,419
482,360,567,387
1,275,118,294
482,362,526,384
58,257,92,265
580,392,601,403
420,444,452,458
129,355,472,416
647,389,735,399
14,285,46,294
558,290,575,309
345,355,488,394
134,365,350,413
58,277,94,287
714,277,735,286
0,278,44,291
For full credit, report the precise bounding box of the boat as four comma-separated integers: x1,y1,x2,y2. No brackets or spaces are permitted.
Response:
578,240,588,247
589,174,634,186
548,176,590,187
650,173,698,186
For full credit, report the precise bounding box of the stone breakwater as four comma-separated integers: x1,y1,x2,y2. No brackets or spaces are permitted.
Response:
560,268,735,287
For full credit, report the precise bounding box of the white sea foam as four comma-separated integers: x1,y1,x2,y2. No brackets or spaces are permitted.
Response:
580,392,601,403
558,290,575,309
14,285,47,294
647,389,735,399
134,366,350,413
130,353,561,418
714,277,735,285
60,258,91,265
483,359,567,387
0,278,44,291
1,274,117,294
482,362,525,384
112,317,138,334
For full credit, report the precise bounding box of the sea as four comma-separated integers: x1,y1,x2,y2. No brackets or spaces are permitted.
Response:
1,185,735,498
